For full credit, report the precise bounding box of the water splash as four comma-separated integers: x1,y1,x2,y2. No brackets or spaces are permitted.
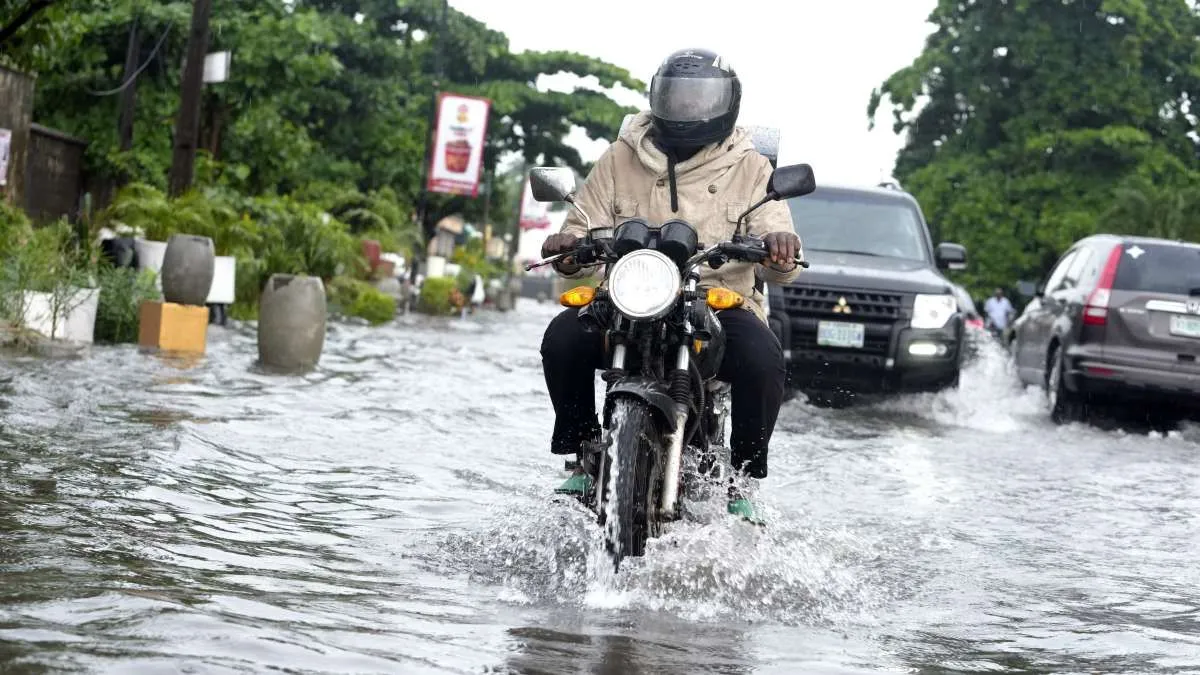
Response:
871,334,1045,432
430,480,896,627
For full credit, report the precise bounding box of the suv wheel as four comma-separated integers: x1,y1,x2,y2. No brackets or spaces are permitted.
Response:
1046,345,1085,424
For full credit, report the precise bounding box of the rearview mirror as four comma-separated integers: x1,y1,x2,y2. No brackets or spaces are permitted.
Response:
528,167,578,203
767,163,816,200
935,242,967,271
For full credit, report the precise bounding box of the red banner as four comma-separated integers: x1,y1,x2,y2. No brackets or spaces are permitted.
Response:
426,92,492,197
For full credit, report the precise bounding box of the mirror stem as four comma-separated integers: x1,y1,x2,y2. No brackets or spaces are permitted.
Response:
735,193,775,234
565,196,592,232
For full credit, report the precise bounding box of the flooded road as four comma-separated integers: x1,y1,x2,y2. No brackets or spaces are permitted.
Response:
2,300,1199,674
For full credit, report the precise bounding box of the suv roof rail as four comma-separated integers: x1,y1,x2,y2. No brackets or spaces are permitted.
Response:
877,180,904,191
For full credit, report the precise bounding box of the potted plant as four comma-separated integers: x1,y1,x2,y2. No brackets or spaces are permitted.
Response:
4,221,101,345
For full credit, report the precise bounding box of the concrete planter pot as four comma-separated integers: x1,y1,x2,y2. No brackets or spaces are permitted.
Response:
134,238,168,291
21,287,100,344
258,274,326,371
161,234,215,306
206,255,236,305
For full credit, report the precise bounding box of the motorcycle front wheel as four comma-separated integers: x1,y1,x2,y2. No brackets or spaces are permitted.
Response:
597,397,662,570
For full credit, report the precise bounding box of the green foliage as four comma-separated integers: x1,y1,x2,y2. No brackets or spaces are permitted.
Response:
869,0,1200,294
93,263,158,344
22,0,638,243
451,237,503,285
327,276,395,325
418,276,456,316
99,182,254,256
0,218,95,339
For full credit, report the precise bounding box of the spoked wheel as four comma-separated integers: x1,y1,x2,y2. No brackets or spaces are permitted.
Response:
596,397,662,570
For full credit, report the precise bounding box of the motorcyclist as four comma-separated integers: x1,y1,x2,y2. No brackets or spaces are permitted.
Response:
539,48,804,524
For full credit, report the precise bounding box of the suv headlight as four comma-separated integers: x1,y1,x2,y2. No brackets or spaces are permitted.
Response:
912,293,957,329
607,249,681,320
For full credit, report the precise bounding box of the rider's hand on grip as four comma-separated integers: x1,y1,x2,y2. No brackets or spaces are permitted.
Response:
763,232,801,267
541,233,579,258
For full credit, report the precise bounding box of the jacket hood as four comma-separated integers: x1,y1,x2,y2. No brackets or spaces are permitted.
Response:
618,110,755,178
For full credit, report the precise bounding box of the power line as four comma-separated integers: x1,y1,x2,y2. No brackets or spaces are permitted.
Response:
86,20,173,97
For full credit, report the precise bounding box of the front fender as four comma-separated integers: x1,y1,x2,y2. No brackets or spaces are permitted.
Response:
604,376,679,432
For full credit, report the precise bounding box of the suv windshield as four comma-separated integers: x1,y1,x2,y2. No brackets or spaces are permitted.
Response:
1114,242,1200,296
786,190,929,263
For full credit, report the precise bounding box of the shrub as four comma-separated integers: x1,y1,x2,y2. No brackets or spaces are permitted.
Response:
327,276,395,325
418,277,457,316
94,265,159,344
0,218,95,339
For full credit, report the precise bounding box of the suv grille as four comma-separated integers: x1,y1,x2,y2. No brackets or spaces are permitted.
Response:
779,286,904,321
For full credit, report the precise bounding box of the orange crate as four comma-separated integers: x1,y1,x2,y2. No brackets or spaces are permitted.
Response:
138,300,209,354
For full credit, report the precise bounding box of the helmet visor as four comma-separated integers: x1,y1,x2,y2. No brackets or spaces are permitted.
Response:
650,76,735,123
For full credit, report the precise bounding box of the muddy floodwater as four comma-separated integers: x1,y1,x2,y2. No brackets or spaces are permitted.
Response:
2,301,1198,674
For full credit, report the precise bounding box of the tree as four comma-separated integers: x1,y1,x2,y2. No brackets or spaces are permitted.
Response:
868,0,1200,293
21,0,641,247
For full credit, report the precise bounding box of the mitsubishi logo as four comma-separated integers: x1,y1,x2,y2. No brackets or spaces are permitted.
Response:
1188,299,1200,315
832,297,853,314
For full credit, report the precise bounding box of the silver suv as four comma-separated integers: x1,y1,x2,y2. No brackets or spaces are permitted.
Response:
1010,235,1200,423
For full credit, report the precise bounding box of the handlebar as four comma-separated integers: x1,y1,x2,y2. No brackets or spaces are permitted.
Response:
525,235,808,272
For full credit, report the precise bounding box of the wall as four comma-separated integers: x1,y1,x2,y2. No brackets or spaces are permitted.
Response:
25,124,88,224
0,65,35,207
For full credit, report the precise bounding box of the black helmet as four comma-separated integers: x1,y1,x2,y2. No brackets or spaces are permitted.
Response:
649,48,742,149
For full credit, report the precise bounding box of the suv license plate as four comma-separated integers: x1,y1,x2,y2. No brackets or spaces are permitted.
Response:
1169,314,1200,339
817,321,865,348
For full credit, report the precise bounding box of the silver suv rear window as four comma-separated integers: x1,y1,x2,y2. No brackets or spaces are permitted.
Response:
1112,243,1200,295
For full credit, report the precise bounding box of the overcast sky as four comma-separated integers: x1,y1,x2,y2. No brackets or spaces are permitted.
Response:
449,0,937,187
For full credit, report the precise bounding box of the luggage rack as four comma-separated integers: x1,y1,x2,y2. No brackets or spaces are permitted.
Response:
877,180,905,191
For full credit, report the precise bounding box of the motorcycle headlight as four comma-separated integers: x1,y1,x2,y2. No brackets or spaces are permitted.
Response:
912,293,958,330
607,249,681,320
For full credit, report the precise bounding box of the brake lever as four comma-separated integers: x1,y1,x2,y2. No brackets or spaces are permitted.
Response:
524,252,569,271
524,245,605,272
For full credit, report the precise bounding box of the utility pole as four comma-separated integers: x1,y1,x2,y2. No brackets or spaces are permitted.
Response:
412,0,448,283
168,0,212,197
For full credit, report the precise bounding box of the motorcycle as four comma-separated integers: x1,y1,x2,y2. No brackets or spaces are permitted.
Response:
525,162,817,570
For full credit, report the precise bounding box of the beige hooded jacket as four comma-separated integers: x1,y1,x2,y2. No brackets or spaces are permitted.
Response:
556,111,803,324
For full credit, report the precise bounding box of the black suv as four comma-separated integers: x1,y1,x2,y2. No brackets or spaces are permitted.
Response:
766,183,969,403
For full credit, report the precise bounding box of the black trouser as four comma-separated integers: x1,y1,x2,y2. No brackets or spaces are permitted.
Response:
539,307,786,479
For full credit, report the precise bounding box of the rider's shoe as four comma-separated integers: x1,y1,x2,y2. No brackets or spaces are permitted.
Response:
727,479,765,526
555,469,594,496
727,497,765,525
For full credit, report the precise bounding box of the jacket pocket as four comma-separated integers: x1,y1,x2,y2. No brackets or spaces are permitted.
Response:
613,196,639,218
725,201,748,230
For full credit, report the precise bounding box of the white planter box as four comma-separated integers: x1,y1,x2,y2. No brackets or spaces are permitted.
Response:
134,238,168,291
206,255,236,304
21,288,100,344
444,262,462,279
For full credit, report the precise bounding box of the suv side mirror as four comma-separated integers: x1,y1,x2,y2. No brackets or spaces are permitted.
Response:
935,242,967,271
767,164,816,200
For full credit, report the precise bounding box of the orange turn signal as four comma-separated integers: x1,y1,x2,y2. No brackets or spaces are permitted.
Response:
706,287,744,310
560,286,595,307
